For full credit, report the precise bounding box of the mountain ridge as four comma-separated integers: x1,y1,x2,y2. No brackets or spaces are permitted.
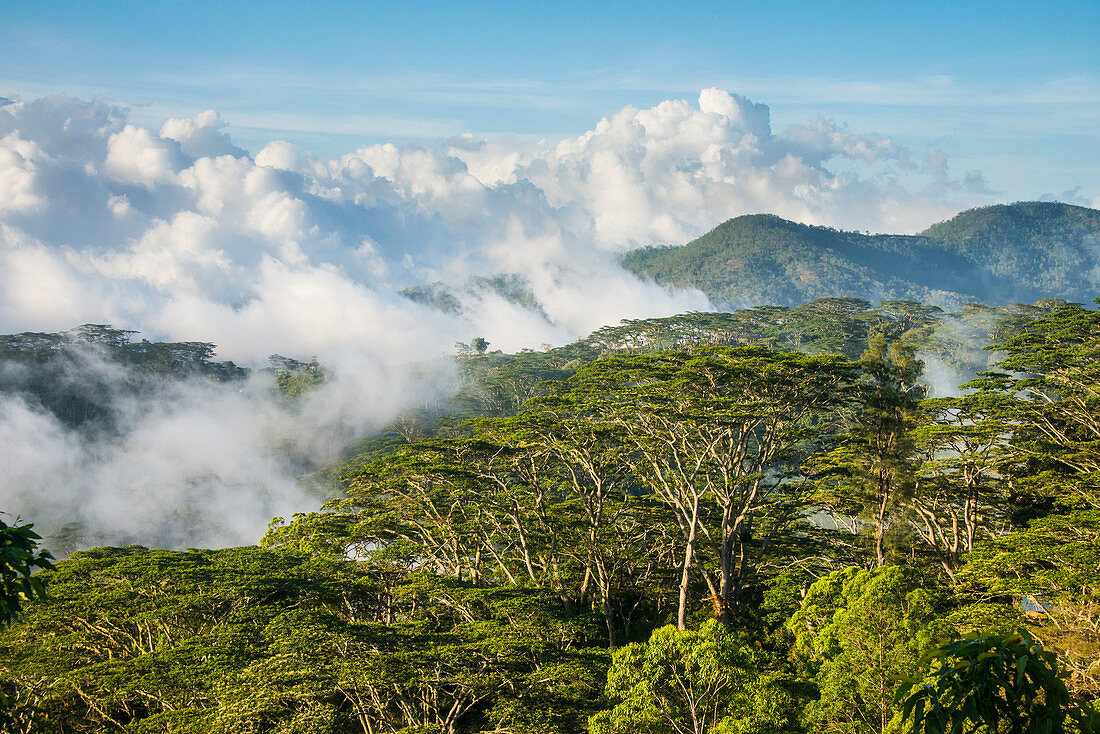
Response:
621,201,1100,308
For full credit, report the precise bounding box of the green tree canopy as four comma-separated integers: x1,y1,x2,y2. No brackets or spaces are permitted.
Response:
897,629,1099,734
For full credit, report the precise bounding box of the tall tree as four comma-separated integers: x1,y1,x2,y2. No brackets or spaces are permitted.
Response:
985,302,1100,510
589,620,795,734
571,347,854,628
480,407,672,645
820,333,924,568
952,302,1100,696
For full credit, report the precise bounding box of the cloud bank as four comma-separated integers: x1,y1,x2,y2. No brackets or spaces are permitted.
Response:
0,89,990,357
0,89,992,549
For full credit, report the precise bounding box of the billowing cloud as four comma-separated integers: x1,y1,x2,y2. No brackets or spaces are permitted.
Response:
160,109,245,159
0,88,992,357
0,133,47,213
447,88,986,242
104,124,184,186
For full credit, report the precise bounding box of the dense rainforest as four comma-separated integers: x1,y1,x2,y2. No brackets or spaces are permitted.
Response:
2,294,1100,733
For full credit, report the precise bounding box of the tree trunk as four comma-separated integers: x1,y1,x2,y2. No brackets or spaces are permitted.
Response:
874,472,890,568
718,503,735,626
677,526,697,630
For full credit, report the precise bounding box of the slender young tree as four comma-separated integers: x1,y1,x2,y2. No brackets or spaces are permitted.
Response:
821,333,924,568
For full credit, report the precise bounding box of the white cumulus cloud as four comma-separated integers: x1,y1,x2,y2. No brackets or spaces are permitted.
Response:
104,124,184,187
160,109,245,159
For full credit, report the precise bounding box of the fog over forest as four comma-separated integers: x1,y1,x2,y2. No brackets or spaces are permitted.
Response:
0,88,1034,550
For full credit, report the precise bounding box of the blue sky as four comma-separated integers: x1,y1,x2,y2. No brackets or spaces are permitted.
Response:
2,0,1098,204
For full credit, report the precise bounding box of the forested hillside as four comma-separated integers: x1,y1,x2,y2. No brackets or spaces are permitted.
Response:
0,325,325,431
920,202,1100,297
2,297,1099,733
622,202,1100,307
0,325,247,429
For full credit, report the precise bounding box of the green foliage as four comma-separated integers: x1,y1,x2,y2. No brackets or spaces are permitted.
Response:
567,346,857,626
909,387,1013,577
896,629,1100,734
0,324,246,429
956,510,1100,695
590,620,797,734
0,517,52,628
8,281,1100,734
449,342,595,417
267,355,326,398
950,302,1100,695
307,294,1068,508
404,274,544,317
0,546,608,733
334,412,678,644
621,214,973,308
811,332,925,567
978,301,1100,510
575,297,1057,381
582,299,898,360
787,566,945,734
920,202,1100,300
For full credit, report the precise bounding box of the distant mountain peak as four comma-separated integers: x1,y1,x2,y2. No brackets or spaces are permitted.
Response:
622,202,1100,309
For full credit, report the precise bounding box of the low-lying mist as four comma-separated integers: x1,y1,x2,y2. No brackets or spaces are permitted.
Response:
0,344,459,552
